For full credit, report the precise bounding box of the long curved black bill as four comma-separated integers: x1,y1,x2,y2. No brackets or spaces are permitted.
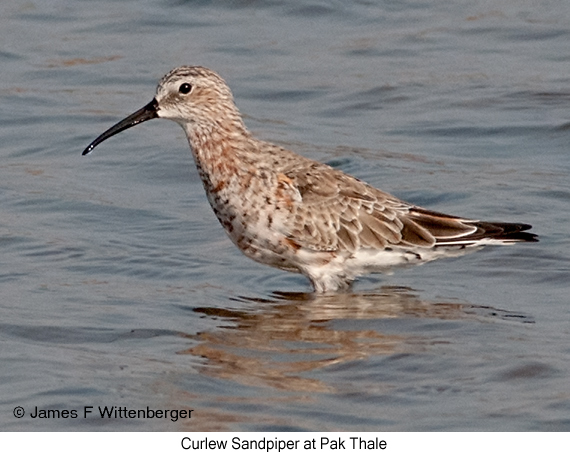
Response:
82,98,159,155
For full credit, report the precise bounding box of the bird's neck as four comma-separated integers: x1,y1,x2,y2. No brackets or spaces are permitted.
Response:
181,120,255,193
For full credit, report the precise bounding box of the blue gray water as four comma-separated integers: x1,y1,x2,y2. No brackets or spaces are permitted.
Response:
1,0,570,431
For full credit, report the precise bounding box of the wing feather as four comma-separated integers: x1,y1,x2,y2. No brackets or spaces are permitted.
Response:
273,160,535,254
278,163,411,253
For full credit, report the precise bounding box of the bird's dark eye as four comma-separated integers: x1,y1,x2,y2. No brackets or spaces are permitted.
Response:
179,83,192,94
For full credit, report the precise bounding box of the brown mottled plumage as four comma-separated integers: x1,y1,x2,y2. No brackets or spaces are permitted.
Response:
84,66,537,292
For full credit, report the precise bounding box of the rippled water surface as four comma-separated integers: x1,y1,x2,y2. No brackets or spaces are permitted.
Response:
1,0,570,431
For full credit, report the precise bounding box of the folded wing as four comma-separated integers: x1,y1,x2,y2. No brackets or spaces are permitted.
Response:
278,163,537,253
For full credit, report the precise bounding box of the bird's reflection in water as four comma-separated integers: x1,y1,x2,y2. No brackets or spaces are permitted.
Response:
179,286,532,393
